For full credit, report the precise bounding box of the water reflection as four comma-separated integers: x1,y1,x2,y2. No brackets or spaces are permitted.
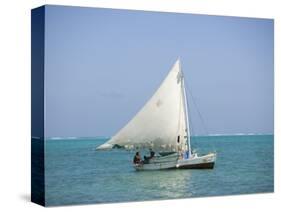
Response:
131,169,193,199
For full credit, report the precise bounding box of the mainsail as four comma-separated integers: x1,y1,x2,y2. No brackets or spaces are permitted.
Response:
96,59,190,152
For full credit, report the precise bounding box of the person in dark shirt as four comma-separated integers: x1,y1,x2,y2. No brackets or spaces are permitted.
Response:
150,150,155,158
133,152,142,164
143,149,155,163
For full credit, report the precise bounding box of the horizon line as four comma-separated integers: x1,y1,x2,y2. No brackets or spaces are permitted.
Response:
43,133,274,140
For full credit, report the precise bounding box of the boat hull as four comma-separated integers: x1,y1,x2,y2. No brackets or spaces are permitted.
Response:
177,162,214,169
134,152,216,171
134,153,179,171
176,152,216,169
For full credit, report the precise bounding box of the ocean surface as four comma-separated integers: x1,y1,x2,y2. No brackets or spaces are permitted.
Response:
44,135,273,206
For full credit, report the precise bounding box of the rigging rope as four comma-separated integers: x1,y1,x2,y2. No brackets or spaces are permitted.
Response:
185,81,209,136
185,79,217,153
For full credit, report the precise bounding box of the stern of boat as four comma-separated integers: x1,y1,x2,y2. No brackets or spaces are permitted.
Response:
176,152,216,169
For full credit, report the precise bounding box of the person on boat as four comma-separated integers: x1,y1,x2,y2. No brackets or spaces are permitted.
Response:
133,152,142,164
144,149,155,163
150,150,155,158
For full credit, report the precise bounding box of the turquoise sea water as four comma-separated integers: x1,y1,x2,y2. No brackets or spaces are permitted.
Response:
44,135,273,206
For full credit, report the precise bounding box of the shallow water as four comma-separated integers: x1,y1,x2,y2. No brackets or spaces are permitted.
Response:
44,135,273,206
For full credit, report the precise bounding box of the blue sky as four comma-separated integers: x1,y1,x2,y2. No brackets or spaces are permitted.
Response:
45,5,274,137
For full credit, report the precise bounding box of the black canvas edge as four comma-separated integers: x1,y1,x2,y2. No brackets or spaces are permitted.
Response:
31,5,46,207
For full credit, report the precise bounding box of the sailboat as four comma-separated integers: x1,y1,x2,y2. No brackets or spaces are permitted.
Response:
96,59,216,170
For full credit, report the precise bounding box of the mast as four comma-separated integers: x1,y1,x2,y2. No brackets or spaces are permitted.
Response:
179,60,191,156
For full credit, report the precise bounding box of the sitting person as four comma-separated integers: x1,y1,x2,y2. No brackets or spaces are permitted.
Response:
133,152,142,164
143,150,155,163
150,150,155,158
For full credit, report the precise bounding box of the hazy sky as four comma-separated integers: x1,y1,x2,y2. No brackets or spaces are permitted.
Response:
45,5,274,137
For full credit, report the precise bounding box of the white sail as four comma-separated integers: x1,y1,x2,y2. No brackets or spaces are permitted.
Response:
96,59,189,152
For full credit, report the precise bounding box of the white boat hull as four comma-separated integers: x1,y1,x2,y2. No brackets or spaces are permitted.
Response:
176,152,216,169
134,152,216,171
